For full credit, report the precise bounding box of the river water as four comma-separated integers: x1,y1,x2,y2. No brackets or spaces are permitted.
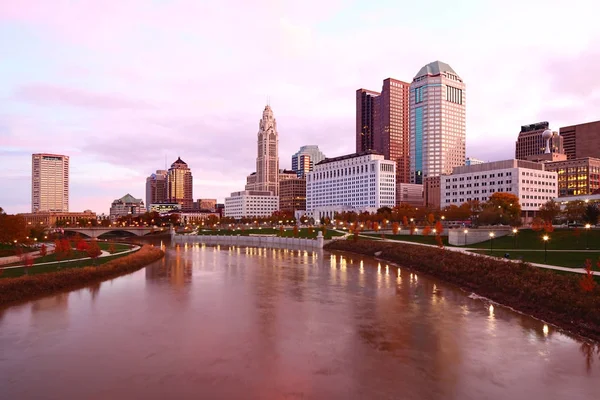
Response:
1,242,599,399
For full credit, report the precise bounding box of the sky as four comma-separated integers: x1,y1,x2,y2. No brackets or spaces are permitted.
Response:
1,0,599,214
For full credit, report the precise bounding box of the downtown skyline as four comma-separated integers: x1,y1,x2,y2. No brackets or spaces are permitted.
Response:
1,0,599,214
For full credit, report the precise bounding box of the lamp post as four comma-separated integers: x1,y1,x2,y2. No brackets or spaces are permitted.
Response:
543,235,549,262
585,223,591,249
512,228,518,249
489,232,495,254
464,229,468,246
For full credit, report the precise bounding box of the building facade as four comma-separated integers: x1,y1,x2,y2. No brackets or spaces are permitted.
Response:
168,157,193,210
279,177,306,213
424,176,441,209
306,151,396,221
145,170,168,211
397,183,423,207
32,153,69,213
515,122,564,160
465,157,485,166
409,61,466,185
196,198,217,211
19,210,96,227
109,194,146,221
149,202,181,214
224,190,279,219
356,89,381,153
559,120,600,160
291,145,326,178
544,157,600,196
249,105,279,196
441,160,558,215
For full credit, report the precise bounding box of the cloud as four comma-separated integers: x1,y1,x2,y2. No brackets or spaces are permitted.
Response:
12,83,155,110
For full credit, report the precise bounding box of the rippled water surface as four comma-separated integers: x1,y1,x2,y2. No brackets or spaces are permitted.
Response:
1,242,599,400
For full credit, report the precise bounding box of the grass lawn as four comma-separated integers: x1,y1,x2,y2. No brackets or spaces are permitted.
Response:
362,233,450,246
468,229,600,250
469,249,600,268
192,228,345,240
0,243,37,257
2,242,133,267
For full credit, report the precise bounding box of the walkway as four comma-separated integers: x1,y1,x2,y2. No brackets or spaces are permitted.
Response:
0,246,140,270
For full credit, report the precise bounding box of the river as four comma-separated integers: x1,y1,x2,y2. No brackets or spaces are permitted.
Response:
1,241,599,399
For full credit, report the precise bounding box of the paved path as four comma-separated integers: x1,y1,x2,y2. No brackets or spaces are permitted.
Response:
341,232,600,277
0,246,140,270
0,245,56,266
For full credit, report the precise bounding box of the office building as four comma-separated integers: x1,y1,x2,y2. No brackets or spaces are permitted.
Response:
149,202,181,214
32,153,69,212
409,61,466,185
515,122,564,160
245,105,279,196
109,194,146,221
441,160,558,220
19,210,96,227
145,170,168,211
168,157,193,210
465,157,485,166
397,183,423,207
424,176,441,209
356,89,381,153
224,190,279,219
559,120,600,159
291,145,326,177
279,177,306,213
544,157,600,196
196,199,217,211
306,151,396,221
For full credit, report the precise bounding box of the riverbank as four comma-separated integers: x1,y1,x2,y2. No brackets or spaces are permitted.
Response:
325,240,600,341
0,245,164,308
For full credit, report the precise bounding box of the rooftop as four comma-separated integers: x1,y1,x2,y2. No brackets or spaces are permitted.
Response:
415,61,458,79
315,150,384,166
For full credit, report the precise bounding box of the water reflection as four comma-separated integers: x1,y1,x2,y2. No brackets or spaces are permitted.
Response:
0,244,599,399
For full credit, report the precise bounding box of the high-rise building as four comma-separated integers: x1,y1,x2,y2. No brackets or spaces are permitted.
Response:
409,61,466,184
168,157,193,210
356,79,410,202
291,145,326,177
254,105,279,196
515,122,564,160
559,120,600,160
279,177,306,213
32,153,69,213
145,170,168,211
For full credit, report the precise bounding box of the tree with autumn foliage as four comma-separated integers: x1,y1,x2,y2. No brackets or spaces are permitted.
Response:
580,259,597,292
392,222,400,235
543,221,555,234
422,225,432,236
293,225,299,237
39,243,47,257
279,226,285,236
479,193,521,226
538,200,561,223
86,240,102,265
531,217,544,232
434,221,444,236
108,242,116,254
0,213,28,243
75,234,88,251
402,216,409,228
373,222,380,233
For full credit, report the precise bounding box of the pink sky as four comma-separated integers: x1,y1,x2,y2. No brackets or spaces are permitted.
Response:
1,0,599,214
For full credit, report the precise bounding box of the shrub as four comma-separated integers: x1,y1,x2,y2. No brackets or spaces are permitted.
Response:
39,244,47,257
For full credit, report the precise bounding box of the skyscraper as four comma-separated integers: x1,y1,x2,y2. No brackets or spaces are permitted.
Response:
254,105,279,196
31,153,69,212
168,157,193,210
515,122,564,161
356,89,380,153
409,61,466,184
145,170,168,210
291,145,326,178
559,120,600,160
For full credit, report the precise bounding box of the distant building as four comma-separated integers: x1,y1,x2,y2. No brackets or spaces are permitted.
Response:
279,177,306,213
224,190,279,219
544,157,600,197
32,153,69,213
196,198,217,211
291,145,326,177
245,105,279,196
145,170,167,211
465,157,485,166
306,151,396,221
559,120,600,160
19,210,96,227
168,157,193,210
149,202,181,214
110,194,145,221
397,183,423,207
178,210,220,225
441,160,558,221
515,122,564,160
410,61,466,184
424,176,441,209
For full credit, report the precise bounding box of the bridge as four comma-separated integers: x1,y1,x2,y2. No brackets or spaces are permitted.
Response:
62,226,168,238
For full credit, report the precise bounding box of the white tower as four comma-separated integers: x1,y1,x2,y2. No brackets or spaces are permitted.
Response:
256,105,279,196
542,129,553,154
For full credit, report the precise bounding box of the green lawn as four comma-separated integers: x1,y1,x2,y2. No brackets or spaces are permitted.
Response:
468,229,600,250
192,228,344,240
362,233,450,246
2,242,132,267
469,249,600,268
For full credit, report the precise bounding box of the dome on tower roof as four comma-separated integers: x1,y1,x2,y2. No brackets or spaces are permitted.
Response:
414,61,458,79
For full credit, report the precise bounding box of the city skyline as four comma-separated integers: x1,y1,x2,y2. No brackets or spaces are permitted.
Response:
2,0,599,214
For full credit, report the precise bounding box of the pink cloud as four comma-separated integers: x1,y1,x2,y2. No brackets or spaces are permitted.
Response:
13,83,155,109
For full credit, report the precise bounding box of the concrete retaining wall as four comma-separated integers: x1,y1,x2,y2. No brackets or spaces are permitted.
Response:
449,228,511,246
172,234,325,250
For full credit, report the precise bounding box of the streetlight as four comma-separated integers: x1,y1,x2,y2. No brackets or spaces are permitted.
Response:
464,229,468,246
585,223,591,249
543,235,549,262
489,232,495,254
513,228,518,248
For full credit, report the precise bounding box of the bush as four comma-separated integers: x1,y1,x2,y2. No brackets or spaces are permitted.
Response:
0,245,164,307
325,240,600,341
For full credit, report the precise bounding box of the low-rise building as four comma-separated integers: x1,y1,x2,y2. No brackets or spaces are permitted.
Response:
465,157,485,166
424,176,441,209
544,157,600,197
18,210,97,227
397,183,423,207
441,159,558,220
306,150,396,221
279,177,306,213
224,190,279,219
195,198,217,211
149,202,181,214
109,194,145,221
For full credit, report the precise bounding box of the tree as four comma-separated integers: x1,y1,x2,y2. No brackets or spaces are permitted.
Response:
75,235,88,251
0,213,28,243
22,254,34,274
422,225,432,236
539,200,561,223
279,226,284,236
427,213,435,225
565,201,586,224
39,244,47,257
402,216,409,228
531,217,544,232
108,242,116,254
373,222,380,233
434,221,444,236
584,203,599,225
465,200,483,225
580,259,596,292
293,225,299,238
86,240,102,265
392,222,400,235
485,193,521,226
543,221,555,233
